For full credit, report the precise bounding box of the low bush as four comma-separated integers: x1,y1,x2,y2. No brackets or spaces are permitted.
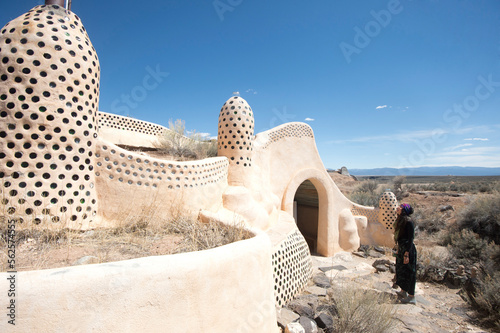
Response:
416,246,452,282
348,191,380,207
158,119,217,160
464,270,500,330
413,208,448,234
457,194,500,244
446,229,490,266
330,283,396,333
348,180,382,207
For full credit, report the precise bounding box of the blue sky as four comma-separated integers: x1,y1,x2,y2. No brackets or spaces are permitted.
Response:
2,0,500,169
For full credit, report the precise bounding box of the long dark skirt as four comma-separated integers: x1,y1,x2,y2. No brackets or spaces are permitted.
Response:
395,243,417,295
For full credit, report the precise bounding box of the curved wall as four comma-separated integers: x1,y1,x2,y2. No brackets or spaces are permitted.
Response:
95,141,228,224
0,233,279,333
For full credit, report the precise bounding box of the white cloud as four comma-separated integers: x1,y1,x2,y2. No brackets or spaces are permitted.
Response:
445,143,473,151
232,91,240,96
375,105,387,109
304,117,315,121
465,138,489,141
246,89,258,95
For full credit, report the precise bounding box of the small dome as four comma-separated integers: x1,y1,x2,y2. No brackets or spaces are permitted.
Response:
217,96,254,167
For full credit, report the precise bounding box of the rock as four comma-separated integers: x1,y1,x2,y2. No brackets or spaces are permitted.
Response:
314,312,334,330
277,308,300,329
72,256,99,266
319,266,334,273
353,251,367,258
299,316,318,333
389,264,396,273
415,295,431,306
456,265,464,276
373,246,386,254
444,270,467,288
368,249,383,258
316,303,338,317
285,322,305,333
287,299,315,318
331,265,347,271
372,259,393,273
358,245,370,252
372,259,392,268
339,166,350,176
439,205,454,212
313,273,331,289
305,286,327,297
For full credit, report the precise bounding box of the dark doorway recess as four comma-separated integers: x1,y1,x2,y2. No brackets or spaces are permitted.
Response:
293,179,319,253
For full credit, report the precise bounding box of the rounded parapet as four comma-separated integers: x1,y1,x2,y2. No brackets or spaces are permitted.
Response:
0,5,100,227
217,96,254,185
378,191,398,230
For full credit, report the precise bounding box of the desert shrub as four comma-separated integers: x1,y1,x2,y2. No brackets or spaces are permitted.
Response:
348,181,382,207
357,180,379,193
447,229,490,266
413,208,447,234
463,270,500,330
416,246,452,282
405,184,420,193
330,284,396,333
457,194,500,244
158,119,217,160
348,191,380,207
390,176,406,200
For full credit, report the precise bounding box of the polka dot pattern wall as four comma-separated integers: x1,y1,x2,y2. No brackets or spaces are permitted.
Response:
378,191,398,230
272,229,312,308
95,143,228,190
0,5,100,226
261,123,314,149
97,111,166,136
217,96,254,168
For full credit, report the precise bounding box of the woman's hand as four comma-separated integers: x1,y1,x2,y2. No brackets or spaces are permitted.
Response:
404,252,409,264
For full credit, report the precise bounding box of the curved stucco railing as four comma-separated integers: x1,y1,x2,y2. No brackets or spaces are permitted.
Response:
0,232,279,333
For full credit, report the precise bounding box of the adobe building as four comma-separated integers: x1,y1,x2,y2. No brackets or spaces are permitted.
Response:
0,1,398,332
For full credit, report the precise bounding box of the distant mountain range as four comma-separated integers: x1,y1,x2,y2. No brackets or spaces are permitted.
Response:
346,166,500,176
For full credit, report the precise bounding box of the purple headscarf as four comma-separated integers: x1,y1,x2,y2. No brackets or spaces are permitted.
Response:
400,203,413,216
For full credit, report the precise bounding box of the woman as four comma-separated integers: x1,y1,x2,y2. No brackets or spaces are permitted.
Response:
394,203,417,304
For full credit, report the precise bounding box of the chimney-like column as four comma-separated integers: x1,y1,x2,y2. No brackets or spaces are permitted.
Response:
45,0,65,6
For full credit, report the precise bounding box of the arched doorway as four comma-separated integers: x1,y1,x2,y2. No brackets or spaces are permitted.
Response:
293,180,319,253
282,168,339,257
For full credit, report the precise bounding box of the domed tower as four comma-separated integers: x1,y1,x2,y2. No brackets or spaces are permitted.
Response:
0,2,100,228
217,96,254,186
378,191,398,231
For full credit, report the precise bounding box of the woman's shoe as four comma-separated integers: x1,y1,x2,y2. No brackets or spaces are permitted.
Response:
396,290,408,298
400,296,416,305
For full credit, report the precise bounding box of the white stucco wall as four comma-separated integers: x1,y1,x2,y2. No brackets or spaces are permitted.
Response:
0,232,278,333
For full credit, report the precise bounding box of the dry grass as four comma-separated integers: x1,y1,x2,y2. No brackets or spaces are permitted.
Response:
157,119,217,160
0,211,253,272
330,283,397,333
